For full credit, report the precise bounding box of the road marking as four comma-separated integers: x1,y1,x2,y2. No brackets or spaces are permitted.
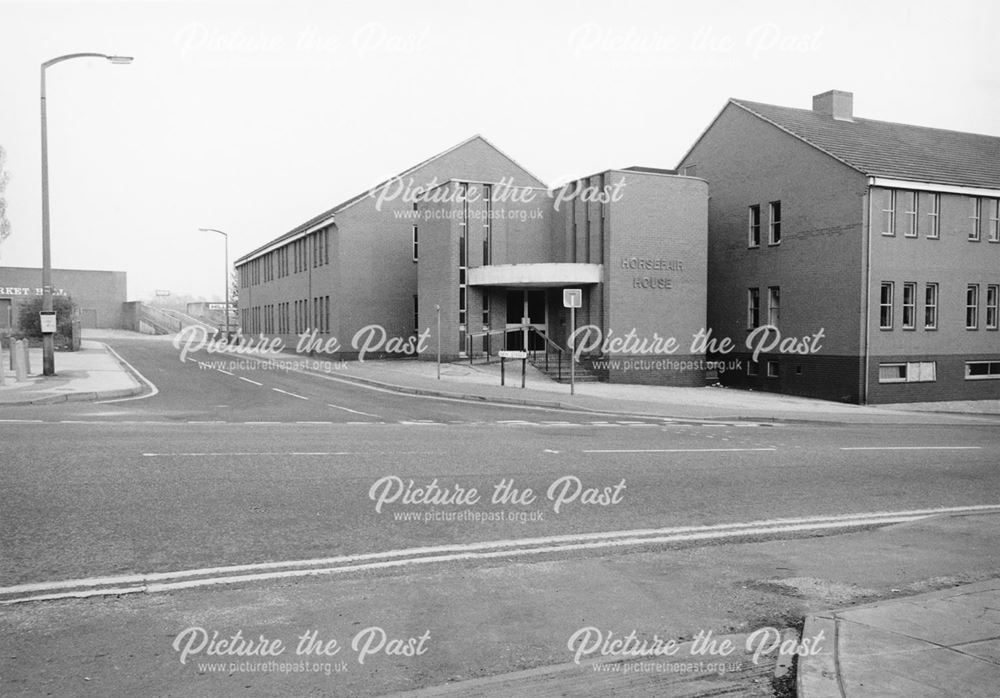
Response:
272,388,309,400
0,419,45,423
582,447,779,454
217,368,234,376
6,504,1000,605
239,376,263,386
141,452,358,457
296,421,333,425
326,403,380,417
95,344,159,403
839,446,983,451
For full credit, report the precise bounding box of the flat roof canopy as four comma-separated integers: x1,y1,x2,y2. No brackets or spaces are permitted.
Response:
468,263,603,288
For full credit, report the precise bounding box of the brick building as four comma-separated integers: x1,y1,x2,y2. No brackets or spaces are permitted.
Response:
235,135,710,386
678,90,1000,403
0,266,127,330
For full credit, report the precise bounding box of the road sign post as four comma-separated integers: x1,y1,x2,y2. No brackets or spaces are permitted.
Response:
498,350,527,388
563,289,582,396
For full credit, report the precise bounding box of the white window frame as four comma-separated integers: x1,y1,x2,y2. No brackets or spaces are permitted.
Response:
878,361,937,384
926,192,940,239
880,189,896,236
970,197,982,241
768,201,781,245
965,361,1000,380
766,360,779,378
901,282,916,330
987,284,999,330
747,288,760,330
988,199,1000,243
924,283,938,330
748,205,761,248
966,284,979,330
767,286,780,327
879,282,894,330
901,191,917,237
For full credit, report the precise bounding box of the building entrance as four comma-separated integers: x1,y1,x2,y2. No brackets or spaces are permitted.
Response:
505,289,546,350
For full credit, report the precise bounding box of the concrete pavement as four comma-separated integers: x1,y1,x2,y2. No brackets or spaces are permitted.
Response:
0,339,144,404
798,579,1000,697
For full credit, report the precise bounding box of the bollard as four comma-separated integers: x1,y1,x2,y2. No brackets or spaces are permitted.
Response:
13,339,27,382
0,340,5,385
24,340,30,375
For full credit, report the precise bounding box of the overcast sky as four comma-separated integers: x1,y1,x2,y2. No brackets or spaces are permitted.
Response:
1,0,997,301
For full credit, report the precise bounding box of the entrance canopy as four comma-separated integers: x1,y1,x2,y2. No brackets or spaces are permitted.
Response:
468,263,602,288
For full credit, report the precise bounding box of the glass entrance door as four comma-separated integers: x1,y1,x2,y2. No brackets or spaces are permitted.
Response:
505,290,546,350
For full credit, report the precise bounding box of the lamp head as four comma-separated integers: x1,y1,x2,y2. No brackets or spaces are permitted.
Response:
107,55,134,65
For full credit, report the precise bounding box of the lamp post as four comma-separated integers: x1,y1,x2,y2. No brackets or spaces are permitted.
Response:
198,228,230,338
41,53,132,375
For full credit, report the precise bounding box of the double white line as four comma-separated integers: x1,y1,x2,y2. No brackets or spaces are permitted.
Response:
4,504,999,605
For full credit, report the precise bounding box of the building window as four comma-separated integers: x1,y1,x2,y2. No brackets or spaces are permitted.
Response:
413,295,419,335
458,182,469,349
482,294,490,326
901,282,916,329
879,282,894,329
966,284,979,329
878,188,896,236
748,205,761,248
988,199,1000,242
965,361,1000,380
768,201,781,245
766,360,779,378
879,361,937,383
924,283,938,330
970,197,982,241
987,284,999,330
747,288,760,330
767,286,780,327
923,192,940,239
412,225,418,262
747,360,759,377
900,191,917,237
483,183,493,265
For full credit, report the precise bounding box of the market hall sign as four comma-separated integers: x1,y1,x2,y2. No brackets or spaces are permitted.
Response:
0,287,68,296
620,257,684,290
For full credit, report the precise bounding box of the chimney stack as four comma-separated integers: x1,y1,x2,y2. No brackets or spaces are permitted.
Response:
812,90,854,121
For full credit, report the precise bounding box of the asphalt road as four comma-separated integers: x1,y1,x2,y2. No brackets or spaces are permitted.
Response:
2,336,999,589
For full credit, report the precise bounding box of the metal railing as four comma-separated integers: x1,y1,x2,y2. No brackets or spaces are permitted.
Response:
465,326,569,382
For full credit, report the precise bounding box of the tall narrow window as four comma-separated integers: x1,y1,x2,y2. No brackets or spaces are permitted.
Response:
925,192,940,239
987,285,999,330
900,191,917,237
483,183,493,265
748,205,761,248
747,288,760,330
767,286,780,327
458,183,469,351
878,189,896,236
413,295,419,335
924,283,938,330
901,283,916,329
412,225,418,261
966,284,979,329
768,201,781,245
970,197,982,241
880,282,894,329
988,199,1000,242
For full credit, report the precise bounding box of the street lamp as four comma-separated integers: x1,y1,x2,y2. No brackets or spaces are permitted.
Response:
41,53,132,375
198,228,230,338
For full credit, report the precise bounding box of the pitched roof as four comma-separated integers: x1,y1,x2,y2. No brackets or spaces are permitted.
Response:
728,99,1000,191
235,134,546,265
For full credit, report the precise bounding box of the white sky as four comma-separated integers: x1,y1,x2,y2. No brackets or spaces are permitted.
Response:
1,0,997,301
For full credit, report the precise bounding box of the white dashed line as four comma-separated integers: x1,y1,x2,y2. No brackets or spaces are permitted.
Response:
326,403,380,418
583,447,779,454
839,446,983,451
273,388,309,400
217,369,233,376
238,376,263,386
